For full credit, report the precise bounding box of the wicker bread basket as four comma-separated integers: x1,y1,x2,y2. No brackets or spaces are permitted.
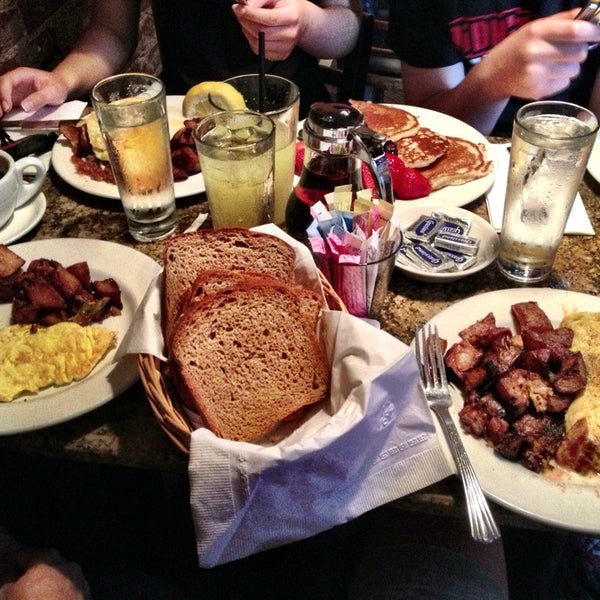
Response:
138,271,347,454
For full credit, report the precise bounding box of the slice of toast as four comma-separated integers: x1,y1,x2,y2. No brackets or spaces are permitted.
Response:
162,229,296,345
183,268,323,331
349,100,420,141
418,136,493,191
170,280,330,442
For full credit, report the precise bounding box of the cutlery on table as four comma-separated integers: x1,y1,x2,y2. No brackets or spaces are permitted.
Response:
415,324,501,543
0,130,57,159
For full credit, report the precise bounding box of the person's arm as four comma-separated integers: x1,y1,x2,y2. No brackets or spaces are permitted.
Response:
0,0,140,115
53,0,141,99
401,10,600,135
232,0,361,62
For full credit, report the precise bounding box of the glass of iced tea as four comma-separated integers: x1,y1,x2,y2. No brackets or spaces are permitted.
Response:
91,73,177,242
224,74,299,228
498,101,598,283
193,110,275,229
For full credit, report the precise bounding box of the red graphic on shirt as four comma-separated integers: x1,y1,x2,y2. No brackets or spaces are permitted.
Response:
450,8,534,60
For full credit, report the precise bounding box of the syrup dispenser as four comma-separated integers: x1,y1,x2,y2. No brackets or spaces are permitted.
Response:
285,102,393,240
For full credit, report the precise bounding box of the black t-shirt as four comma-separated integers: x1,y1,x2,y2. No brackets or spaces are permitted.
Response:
387,0,599,136
151,0,331,117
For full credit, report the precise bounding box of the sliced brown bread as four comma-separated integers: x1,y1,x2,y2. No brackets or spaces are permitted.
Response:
170,280,330,442
183,268,324,331
162,228,297,345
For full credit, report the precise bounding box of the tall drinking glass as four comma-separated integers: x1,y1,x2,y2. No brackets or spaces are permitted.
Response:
193,110,275,229
224,74,299,227
91,73,177,242
497,101,598,283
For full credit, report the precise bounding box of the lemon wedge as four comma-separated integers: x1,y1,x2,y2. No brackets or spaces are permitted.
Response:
182,81,246,118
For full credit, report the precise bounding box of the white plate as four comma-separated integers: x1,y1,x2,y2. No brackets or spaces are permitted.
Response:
0,192,46,245
425,288,600,533
588,136,600,184
50,96,204,200
0,239,161,434
394,204,499,282
383,104,496,207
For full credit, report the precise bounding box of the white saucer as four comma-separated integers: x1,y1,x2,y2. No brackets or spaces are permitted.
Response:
0,192,46,245
394,204,499,282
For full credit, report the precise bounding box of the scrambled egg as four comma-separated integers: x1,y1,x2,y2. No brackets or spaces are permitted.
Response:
560,312,600,464
0,322,117,402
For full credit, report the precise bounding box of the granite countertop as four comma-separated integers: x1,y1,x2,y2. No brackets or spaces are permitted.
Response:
1,163,600,526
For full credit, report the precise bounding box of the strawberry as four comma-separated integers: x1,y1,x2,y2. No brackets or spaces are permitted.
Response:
361,161,379,197
385,152,406,182
393,167,432,200
294,141,305,176
385,152,432,199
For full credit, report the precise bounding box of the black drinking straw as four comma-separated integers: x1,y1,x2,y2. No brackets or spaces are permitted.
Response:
258,31,266,113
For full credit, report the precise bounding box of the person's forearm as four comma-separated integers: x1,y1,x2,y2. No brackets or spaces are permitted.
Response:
53,0,139,100
298,3,361,58
403,62,510,136
53,35,134,100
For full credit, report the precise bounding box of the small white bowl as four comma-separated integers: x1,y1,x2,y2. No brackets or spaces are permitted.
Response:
394,204,499,282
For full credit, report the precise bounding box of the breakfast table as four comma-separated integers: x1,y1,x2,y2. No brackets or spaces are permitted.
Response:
1,138,600,538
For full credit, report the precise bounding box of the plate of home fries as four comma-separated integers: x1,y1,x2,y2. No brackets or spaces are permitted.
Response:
0,238,161,434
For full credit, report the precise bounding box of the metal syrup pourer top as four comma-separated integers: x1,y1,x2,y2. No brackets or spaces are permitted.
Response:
302,102,393,203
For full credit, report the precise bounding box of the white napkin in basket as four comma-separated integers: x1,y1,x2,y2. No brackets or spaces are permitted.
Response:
189,310,452,567
486,143,595,235
117,224,453,568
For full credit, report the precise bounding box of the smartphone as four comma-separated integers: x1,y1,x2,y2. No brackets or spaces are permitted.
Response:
575,2,600,49
575,1,600,25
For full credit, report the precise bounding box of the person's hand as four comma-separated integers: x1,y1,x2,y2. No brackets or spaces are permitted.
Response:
0,67,69,117
476,10,600,101
0,548,90,600
232,0,309,61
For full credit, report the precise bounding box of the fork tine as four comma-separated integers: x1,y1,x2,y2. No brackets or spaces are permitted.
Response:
415,325,424,383
433,325,448,388
428,324,446,390
426,324,438,388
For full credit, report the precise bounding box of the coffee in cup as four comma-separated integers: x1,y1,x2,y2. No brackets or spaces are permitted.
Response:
0,150,46,229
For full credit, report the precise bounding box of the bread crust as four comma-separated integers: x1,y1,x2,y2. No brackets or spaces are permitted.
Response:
170,280,330,442
184,268,323,331
162,229,296,346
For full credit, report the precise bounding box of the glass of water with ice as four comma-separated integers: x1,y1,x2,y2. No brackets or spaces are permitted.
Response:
497,101,598,283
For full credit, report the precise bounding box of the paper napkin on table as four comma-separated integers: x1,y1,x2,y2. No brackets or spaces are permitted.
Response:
118,224,454,568
486,143,595,236
0,100,87,124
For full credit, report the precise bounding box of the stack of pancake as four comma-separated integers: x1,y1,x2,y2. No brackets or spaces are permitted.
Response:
349,100,493,191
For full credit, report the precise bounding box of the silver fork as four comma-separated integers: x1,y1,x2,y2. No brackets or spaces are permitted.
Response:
415,324,501,543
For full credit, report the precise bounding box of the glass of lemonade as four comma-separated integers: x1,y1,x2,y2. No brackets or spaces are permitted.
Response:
194,110,275,229
91,73,177,242
497,101,598,283
224,75,299,227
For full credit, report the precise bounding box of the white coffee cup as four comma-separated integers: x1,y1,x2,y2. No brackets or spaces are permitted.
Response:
0,149,46,229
